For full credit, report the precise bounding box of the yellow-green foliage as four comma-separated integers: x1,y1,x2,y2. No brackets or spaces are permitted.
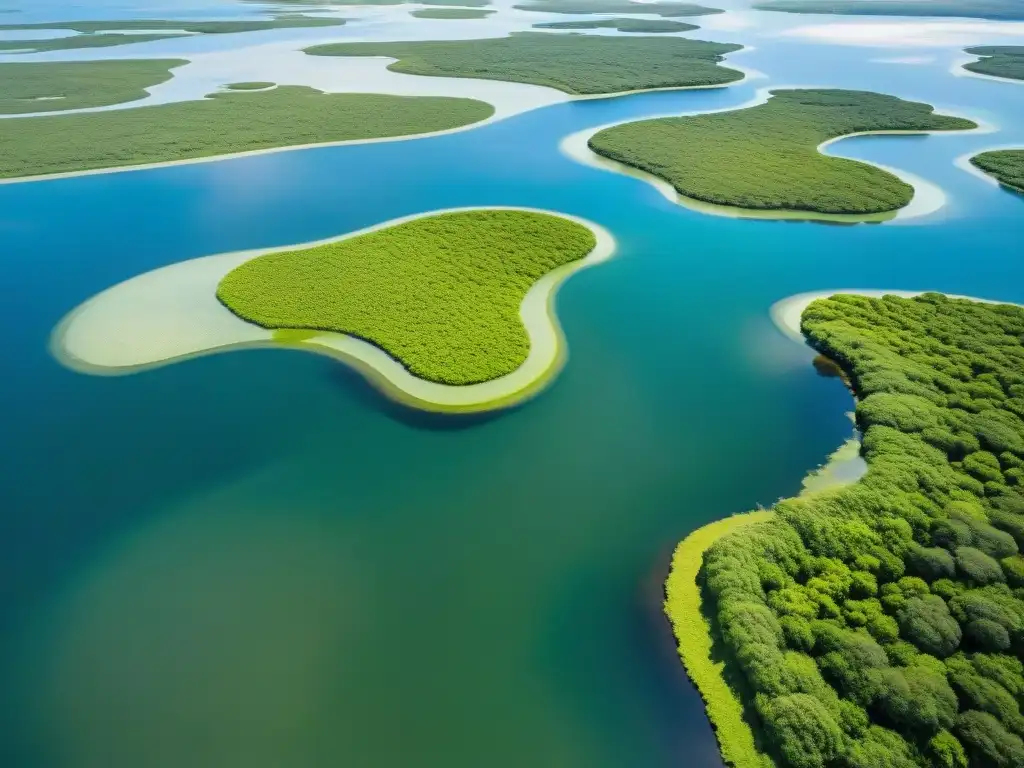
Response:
589,89,975,214
0,86,493,180
216,210,596,385
410,7,494,17
533,17,698,32
964,45,1024,80
0,59,185,115
515,0,721,17
972,149,1024,193
306,32,743,94
665,512,776,768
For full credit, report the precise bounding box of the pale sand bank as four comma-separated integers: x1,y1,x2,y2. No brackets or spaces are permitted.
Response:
560,87,976,223
780,20,1024,48
951,55,1024,85
770,289,1024,344
954,145,1024,191
52,207,616,413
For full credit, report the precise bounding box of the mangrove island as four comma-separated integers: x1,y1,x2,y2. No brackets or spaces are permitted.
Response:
970,150,1024,195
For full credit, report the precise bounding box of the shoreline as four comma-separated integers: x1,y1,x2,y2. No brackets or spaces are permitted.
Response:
0,65,754,186
560,87,984,223
950,56,1024,86
955,147,1024,194
51,206,616,414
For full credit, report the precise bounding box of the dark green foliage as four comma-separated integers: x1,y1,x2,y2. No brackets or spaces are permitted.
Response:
964,45,1024,82
971,150,1024,195
532,17,698,32
957,547,1007,585
700,294,1024,766
410,8,494,18
0,59,184,115
0,86,493,180
588,89,975,214
955,710,1024,767
754,0,1024,21
306,32,743,95
513,0,721,16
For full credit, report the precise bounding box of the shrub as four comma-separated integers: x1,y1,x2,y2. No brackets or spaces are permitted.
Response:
897,595,962,657
907,544,956,581
957,547,1007,585
757,693,847,768
955,710,1024,767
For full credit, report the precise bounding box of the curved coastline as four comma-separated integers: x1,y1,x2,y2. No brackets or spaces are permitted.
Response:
561,88,985,223
951,55,1024,85
51,206,616,414
955,147,1024,194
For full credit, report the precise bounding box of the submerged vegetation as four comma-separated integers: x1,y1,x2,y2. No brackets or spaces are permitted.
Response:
217,210,597,385
971,150,1024,194
753,0,1024,21
588,89,975,215
0,59,185,115
678,293,1024,768
533,17,698,32
307,33,743,94
964,46,1024,82
0,87,493,180
0,15,347,53
513,0,722,16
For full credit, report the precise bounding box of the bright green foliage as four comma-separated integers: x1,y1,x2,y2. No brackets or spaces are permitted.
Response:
0,86,493,180
753,0,1024,21
306,32,743,94
589,89,975,214
532,17,698,32
964,45,1024,81
0,15,346,53
217,210,596,385
1002,554,1024,587
0,59,184,115
410,8,494,18
971,150,1024,194
513,0,721,16
696,294,1024,767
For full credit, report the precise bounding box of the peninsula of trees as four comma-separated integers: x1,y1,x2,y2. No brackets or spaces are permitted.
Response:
217,210,597,385
668,293,1024,768
587,89,975,215
513,0,721,15
533,17,698,32
971,150,1024,194
963,46,1024,82
306,33,743,94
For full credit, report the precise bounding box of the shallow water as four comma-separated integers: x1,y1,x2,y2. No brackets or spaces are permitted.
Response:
1,9,1024,768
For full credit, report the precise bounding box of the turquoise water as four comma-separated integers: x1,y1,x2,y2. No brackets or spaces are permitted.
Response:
1,28,1024,768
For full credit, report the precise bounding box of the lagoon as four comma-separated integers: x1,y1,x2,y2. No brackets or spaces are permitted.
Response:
1,25,1024,768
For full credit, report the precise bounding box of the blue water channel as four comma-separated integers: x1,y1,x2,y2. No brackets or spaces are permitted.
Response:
0,25,1023,768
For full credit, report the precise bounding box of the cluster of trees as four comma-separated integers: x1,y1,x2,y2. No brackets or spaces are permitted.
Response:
305,32,744,95
704,293,1024,767
588,89,976,215
533,17,698,33
971,150,1024,194
217,210,597,385
752,1,1024,22
0,86,493,180
964,46,1024,81
513,0,722,18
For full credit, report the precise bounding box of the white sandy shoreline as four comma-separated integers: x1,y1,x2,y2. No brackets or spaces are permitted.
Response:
560,86,986,224
52,206,616,413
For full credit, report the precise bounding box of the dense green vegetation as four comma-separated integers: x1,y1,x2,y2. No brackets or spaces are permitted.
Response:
0,87,493,180
307,33,743,95
691,293,1024,768
971,150,1024,194
249,0,488,5
410,7,494,17
533,17,698,32
217,210,596,385
0,15,347,53
753,0,1024,21
514,0,721,17
225,82,276,91
588,89,975,215
0,59,185,115
964,46,1024,82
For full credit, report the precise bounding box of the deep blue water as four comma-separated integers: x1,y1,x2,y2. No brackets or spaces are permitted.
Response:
0,22,1023,768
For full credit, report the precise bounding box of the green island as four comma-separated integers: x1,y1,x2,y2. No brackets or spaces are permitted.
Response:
410,7,494,18
216,209,596,385
753,0,1024,21
587,89,976,215
0,86,494,181
533,17,698,32
970,150,1024,194
963,46,1024,82
513,0,722,17
306,33,743,95
668,292,1024,768
0,59,186,115
0,15,347,53
225,82,276,91
247,0,489,5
